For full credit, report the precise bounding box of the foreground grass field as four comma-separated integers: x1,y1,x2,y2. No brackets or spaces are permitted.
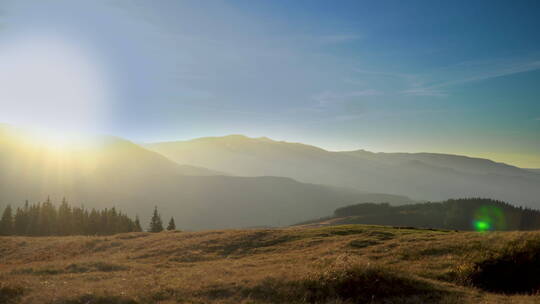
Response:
2,225,540,303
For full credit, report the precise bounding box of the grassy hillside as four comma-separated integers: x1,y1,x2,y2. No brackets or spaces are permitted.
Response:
2,225,540,303
147,135,540,207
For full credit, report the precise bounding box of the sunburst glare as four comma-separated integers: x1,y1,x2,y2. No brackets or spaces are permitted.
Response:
0,34,110,139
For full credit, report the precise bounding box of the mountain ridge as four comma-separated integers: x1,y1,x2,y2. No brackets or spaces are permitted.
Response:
0,126,412,229
147,135,540,207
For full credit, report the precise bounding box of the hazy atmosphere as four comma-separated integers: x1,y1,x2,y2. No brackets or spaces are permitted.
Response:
1,1,540,303
0,0,539,167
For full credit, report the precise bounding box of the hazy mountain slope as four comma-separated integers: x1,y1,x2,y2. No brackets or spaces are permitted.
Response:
147,135,540,207
0,126,218,203
344,150,539,178
0,126,409,229
76,174,403,230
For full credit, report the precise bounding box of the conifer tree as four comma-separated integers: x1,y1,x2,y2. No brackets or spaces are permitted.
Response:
57,198,72,235
38,197,57,235
26,202,40,236
1,199,144,236
134,215,142,232
167,217,176,231
107,207,117,233
148,206,163,232
0,205,13,235
13,205,28,235
87,209,100,235
71,206,85,235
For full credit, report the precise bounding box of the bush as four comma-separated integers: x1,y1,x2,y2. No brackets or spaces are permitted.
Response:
0,285,25,304
464,238,540,294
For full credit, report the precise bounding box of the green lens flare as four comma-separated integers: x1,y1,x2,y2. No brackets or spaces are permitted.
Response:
472,205,506,232
474,221,491,231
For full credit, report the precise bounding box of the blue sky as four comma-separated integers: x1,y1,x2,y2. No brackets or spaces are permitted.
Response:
0,0,539,167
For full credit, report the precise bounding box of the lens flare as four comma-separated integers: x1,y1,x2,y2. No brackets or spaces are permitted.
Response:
0,34,110,134
474,220,491,231
472,205,506,232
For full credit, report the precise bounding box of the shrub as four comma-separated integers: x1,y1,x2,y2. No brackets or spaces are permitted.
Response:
463,238,540,294
0,284,25,304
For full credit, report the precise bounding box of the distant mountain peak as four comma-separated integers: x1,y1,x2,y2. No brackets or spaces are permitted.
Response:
222,134,250,139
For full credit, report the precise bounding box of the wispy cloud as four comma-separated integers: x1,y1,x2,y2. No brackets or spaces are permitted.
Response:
353,57,540,98
401,88,447,97
313,89,382,106
431,59,540,88
403,58,540,96
351,69,435,97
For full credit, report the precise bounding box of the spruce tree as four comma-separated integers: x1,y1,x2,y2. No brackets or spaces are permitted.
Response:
0,205,14,235
0,199,141,236
13,206,28,235
71,206,85,235
38,197,57,235
87,209,100,235
134,215,143,232
26,203,40,236
57,198,72,235
167,217,176,231
148,206,163,232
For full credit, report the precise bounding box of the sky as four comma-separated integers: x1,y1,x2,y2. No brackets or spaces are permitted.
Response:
0,0,539,167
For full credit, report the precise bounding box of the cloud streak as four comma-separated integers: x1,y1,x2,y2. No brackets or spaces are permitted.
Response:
404,57,540,96
313,89,382,106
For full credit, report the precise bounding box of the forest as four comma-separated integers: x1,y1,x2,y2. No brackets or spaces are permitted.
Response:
331,198,540,231
0,198,175,236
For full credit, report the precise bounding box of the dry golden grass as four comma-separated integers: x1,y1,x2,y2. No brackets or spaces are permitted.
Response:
1,225,540,303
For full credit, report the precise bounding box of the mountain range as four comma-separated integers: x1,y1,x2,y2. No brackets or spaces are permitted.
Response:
147,135,540,207
0,125,409,229
2,124,539,229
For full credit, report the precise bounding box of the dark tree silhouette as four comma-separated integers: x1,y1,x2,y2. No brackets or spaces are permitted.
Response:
148,206,164,233
0,199,140,236
167,217,176,231
331,198,540,231
57,198,72,236
0,204,13,235
13,201,29,235
134,215,143,232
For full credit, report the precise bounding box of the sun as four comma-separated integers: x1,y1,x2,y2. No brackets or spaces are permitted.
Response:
0,34,110,137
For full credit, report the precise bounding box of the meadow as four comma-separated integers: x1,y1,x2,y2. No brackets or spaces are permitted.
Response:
2,224,540,303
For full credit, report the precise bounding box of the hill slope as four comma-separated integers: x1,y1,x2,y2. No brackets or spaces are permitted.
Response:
298,198,540,231
0,126,409,229
147,135,540,207
2,225,540,303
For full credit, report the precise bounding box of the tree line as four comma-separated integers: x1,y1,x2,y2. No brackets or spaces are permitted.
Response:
333,198,540,231
0,198,176,236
